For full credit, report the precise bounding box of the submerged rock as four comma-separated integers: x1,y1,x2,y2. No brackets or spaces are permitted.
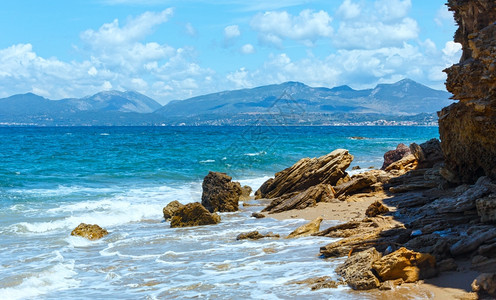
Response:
251,212,265,219
170,202,221,228
201,171,242,213
371,247,437,283
255,149,353,199
71,223,108,240
163,200,184,221
286,217,323,238
381,143,411,170
236,231,279,240
336,248,382,290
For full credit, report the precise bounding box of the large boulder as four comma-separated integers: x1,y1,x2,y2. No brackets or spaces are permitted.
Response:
371,247,437,283
255,149,353,199
440,0,496,183
286,217,323,238
163,200,184,221
262,184,335,214
365,201,389,217
201,171,242,213
71,223,108,240
476,194,496,223
170,202,221,228
409,139,444,169
336,248,382,290
381,144,411,170
472,273,496,297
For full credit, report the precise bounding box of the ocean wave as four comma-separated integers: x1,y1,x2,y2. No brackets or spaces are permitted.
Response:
244,151,266,157
199,159,215,164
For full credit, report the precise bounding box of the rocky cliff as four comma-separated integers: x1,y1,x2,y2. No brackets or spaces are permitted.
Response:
439,0,496,183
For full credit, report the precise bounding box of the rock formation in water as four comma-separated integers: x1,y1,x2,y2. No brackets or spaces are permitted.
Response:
170,202,221,227
201,171,243,213
439,0,496,183
163,200,184,221
71,223,108,240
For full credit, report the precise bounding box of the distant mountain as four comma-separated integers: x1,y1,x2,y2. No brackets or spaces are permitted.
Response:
0,79,453,126
156,79,452,118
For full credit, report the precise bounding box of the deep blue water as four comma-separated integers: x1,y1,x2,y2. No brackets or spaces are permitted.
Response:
0,126,439,299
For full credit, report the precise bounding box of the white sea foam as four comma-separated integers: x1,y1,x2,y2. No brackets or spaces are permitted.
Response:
199,159,215,163
244,151,266,157
236,176,272,193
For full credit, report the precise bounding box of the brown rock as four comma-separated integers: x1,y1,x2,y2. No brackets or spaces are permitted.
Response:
336,248,382,290
170,202,221,228
334,171,379,197
440,0,496,183
476,194,496,223
255,149,353,199
251,212,265,219
371,247,437,283
472,273,496,296
262,184,335,214
71,223,108,240
381,143,411,170
409,139,444,169
201,171,242,213
287,217,323,238
163,200,184,220
365,201,389,217
384,154,418,175
236,231,279,240
240,185,252,201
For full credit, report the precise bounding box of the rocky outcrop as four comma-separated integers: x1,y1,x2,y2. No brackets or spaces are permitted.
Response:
201,171,242,213
163,200,184,221
334,170,390,197
381,144,411,170
409,139,444,169
287,217,323,238
371,247,437,283
262,184,335,214
240,185,252,201
440,0,496,183
472,273,496,297
236,231,279,240
335,248,382,290
170,202,221,228
71,223,108,240
476,194,496,223
255,149,353,199
365,201,389,217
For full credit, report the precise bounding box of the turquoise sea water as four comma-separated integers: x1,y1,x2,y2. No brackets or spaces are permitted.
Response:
0,126,439,299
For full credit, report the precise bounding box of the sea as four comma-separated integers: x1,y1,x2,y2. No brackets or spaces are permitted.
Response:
0,126,439,299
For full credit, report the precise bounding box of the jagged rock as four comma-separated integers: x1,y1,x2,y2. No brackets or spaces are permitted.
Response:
472,273,496,297
170,202,221,228
201,171,242,213
71,223,108,240
476,194,496,223
262,184,335,214
403,234,455,261
287,217,323,238
251,212,265,219
436,176,492,214
163,200,184,220
334,171,380,197
336,248,382,290
371,247,437,283
384,154,418,175
409,139,444,169
450,226,496,256
255,149,353,199
240,185,252,201
291,276,341,290
438,258,458,272
440,0,496,183
365,201,389,217
236,231,279,240
479,241,496,258
352,166,361,170
382,144,411,170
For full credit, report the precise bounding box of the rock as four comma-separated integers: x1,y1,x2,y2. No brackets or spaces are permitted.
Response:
352,166,361,170
476,194,496,223
236,231,279,240
334,171,379,197
255,149,353,199
472,273,496,296
251,212,265,219
438,258,458,272
440,0,496,183
382,144,411,170
479,241,496,258
450,226,496,256
336,248,382,290
71,223,108,240
409,139,444,169
365,201,389,217
170,202,221,228
291,276,341,290
262,184,335,214
371,247,437,283
287,217,323,238
436,176,492,214
163,200,184,220
201,171,242,213
384,154,418,175
240,185,252,201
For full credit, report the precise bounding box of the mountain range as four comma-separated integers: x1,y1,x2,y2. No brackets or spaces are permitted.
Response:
0,79,453,126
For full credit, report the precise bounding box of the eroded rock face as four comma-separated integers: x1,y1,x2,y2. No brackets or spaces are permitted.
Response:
472,273,496,297
440,0,496,183
201,171,242,213
286,217,323,238
163,200,184,221
381,144,411,170
336,248,382,290
262,184,335,214
71,223,108,240
255,149,353,199
170,202,221,228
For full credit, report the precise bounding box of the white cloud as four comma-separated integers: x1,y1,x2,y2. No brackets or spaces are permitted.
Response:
374,0,411,21
241,44,255,54
185,22,197,37
337,0,361,19
435,4,454,27
224,25,241,39
251,9,333,47
226,67,253,88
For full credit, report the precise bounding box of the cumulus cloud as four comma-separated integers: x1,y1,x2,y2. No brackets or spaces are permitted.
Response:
241,44,255,54
224,25,241,40
337,0,361,19
374,0,411,21
251,9,333,47
185,22,197,37
435,4,454,27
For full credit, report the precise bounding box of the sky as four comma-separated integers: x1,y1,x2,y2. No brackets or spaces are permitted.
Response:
0,0,460,104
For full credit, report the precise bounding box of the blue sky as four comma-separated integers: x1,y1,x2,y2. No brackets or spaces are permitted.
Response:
0,0,460,104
